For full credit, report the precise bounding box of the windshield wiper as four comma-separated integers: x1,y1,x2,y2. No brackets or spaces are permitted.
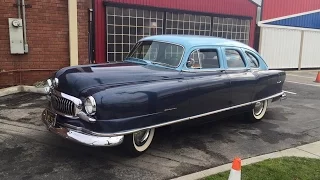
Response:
151,61,173,67
125,58,149,65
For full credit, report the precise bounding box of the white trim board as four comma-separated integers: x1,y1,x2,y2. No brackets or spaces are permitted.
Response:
259,9,320,24
259,24,320,32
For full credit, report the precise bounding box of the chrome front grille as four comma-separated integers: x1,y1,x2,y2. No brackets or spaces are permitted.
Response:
51,94,75,116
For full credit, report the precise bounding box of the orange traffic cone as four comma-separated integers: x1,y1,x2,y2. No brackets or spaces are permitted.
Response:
315,72,320,83
228,157,241,180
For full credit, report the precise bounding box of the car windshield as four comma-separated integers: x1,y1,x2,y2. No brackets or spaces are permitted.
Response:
126,41,184,68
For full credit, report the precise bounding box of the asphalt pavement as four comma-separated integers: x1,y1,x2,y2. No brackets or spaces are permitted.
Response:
0,72,319,180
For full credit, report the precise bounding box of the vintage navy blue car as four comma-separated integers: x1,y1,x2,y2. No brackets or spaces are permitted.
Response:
42,35,286,156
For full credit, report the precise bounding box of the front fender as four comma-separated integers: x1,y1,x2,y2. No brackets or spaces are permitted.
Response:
83,78,189,120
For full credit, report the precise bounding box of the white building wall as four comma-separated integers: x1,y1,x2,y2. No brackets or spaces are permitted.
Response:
301,31,320,68
260,27,301,69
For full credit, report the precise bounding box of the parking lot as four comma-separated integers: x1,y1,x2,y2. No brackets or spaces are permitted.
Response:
0,70,319,180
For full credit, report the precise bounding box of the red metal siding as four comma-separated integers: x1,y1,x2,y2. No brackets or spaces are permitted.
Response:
94,0,106,64
108,0,256,17
262,0,320,20
95,0,257,62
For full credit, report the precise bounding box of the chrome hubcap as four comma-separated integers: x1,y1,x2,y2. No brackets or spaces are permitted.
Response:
133,129,150,146
253,101,264,116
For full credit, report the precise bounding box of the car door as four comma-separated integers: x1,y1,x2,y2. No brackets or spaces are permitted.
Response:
222,47,257,106
183,47,232,117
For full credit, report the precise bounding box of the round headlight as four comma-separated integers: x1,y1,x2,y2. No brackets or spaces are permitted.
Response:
84,96,96,115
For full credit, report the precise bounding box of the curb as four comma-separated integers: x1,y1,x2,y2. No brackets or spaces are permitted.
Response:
171,141,320,180
0,85,46,97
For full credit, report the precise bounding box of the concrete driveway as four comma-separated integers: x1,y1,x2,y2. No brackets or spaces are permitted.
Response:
0,72,320,180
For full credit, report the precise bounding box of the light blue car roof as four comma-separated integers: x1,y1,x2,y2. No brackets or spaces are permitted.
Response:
140,35,256,52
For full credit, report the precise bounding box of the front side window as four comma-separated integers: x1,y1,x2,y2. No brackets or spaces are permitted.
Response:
188,49,220,69
127,41,184,67
245,51,259,68
225,49,246,68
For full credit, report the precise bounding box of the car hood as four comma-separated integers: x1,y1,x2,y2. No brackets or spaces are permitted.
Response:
54,62,183,97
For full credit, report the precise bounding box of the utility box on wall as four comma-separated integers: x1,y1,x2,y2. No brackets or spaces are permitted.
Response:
8,18,24,54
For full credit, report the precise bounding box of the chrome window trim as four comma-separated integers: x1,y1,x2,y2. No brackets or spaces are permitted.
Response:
60,91,285,137
223,48,247,69
186,48,221,71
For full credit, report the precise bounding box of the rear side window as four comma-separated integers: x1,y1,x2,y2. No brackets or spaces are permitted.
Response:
225,49,246,68
245,52,260,68
188,49,220,69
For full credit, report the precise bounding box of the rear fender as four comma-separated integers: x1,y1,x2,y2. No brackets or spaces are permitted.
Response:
253,70,286,101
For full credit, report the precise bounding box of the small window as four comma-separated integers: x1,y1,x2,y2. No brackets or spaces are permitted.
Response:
188,49,220,69
245,52,259,68
225,49,246,68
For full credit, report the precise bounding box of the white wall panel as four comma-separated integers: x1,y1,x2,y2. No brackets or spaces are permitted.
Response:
301,31,320,68
260,27,301,69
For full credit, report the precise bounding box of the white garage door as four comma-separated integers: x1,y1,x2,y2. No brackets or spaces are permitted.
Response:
301,31,320,68
260,27,301,69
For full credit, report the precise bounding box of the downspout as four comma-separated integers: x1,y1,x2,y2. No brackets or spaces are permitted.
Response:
21,0,29,53
68,0,79,66
17,0,21,18
88,8,94,64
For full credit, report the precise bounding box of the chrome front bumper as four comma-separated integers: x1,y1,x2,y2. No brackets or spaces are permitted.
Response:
41,110,124,147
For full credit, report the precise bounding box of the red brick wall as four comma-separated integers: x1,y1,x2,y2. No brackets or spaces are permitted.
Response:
0,0,89,88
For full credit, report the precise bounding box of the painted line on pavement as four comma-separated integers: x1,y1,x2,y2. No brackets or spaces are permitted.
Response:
283,90,297,95
286,74,315,79
286,81,320,87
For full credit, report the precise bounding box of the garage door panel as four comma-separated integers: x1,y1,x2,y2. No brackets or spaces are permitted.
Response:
106,6,251,62
301,31,320,68
260,27,301,69
106,7,164,62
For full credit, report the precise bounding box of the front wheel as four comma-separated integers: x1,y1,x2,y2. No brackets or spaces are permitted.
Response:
246,100,268,122
122,128,155,157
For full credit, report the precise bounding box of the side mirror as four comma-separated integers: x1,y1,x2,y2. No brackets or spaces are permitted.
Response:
186,59,195,68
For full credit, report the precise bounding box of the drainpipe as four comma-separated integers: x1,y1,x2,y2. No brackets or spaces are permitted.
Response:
17,0,21,18
21,0,28,53
88,8,93,64
68,0,79,66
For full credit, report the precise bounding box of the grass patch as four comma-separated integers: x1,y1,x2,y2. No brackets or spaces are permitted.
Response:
204,157,320,180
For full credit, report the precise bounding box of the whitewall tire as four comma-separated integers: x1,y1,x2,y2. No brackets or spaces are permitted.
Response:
122,128,155,157
247,100,268,122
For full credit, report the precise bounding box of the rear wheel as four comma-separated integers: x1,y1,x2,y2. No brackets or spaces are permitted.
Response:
246,100,268,122
122,128,155,157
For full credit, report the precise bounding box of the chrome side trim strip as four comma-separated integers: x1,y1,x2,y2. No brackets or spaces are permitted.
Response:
61,91,285,137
